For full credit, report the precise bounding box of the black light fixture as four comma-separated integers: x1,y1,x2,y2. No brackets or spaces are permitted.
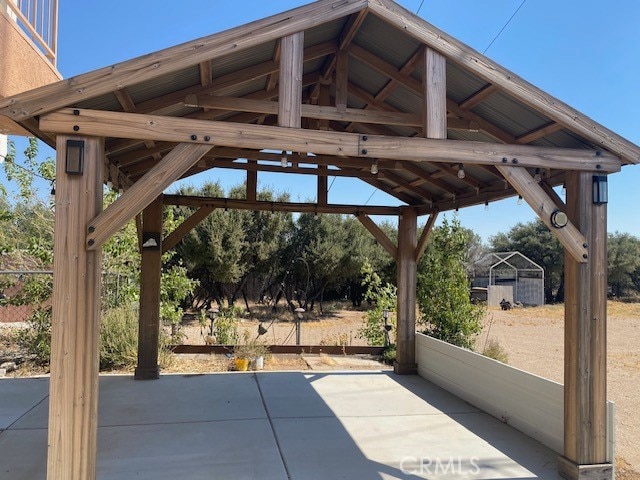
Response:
65,139,84,175
550,210,569,229
592,175,608,204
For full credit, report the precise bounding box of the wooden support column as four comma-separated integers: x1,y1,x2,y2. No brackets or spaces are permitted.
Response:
47,136,103,480
134,196,163,380
335,50,349,112
246,160,257,202
423,47,447,139
559,171,611,480
279,32,304,128
318,166,328,206
395,206,418,374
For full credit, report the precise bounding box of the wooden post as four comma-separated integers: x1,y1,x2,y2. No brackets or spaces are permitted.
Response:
278,32,304,128
559,171,611,480
336,50,349,112
134,196,163,380
47,136,103,480
423,47,447,139
318,166,328,206
395,207,418,374
247,161,257,202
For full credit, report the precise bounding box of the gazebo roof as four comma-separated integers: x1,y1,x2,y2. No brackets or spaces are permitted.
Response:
1,0,638,212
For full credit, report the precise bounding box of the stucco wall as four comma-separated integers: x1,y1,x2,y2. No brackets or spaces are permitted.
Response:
0,7,61,100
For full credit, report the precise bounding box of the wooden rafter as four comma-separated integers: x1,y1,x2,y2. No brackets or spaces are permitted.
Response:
368,0,640,163
1,0,367,120
459,84,498,110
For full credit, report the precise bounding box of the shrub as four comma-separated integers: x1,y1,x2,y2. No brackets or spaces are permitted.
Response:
357,261,396,346
100,304,172,370
16,307,51,365
213,306,240,345
381,344,396,365
482,339,509,364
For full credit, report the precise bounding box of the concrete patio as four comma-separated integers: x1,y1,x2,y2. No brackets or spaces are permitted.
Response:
0,371,561,479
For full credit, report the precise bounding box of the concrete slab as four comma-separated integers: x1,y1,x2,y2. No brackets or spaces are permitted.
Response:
0,372,563,480
13,373,266,429
0,377,48,429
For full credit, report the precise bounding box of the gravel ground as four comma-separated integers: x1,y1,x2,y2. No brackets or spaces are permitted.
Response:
482,303,640,476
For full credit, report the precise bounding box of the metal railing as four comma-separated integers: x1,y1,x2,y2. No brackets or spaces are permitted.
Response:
3,0,58,65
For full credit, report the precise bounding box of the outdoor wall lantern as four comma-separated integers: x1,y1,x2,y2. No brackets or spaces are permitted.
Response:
550,210,569,229
141,232,161,250
65,139,84,175
592,175,608,204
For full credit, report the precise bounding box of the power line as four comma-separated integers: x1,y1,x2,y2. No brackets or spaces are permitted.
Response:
363,188,377,206
416,0,426,15
483,0,527,54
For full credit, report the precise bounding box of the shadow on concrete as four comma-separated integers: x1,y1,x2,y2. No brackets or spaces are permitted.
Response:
0,371,561,479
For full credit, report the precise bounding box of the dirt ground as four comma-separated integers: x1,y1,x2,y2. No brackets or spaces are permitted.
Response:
482,302,640,479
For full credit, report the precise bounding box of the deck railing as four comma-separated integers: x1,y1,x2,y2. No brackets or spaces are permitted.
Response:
3,0,58,65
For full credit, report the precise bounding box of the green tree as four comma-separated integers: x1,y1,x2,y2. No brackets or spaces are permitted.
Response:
357,260,396,346
607,232,640,297
417,216,484,349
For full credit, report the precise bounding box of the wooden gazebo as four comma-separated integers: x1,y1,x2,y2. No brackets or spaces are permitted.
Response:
1,1,638,479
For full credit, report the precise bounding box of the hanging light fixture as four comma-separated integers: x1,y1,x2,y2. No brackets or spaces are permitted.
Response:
484,201,489,211
281,150,288,168
457,164,465,179
534,168,542,182
370,159,378,175
517,195,523,205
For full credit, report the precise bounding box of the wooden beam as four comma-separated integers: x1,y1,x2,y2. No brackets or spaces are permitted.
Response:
356,213,397,260
1,0,367,121
399,161,457,196
424,47,447,139
163,194,401,216
41,109,622,173
368,0,640,164
48,135,103,480
360,176,420,205
395,206,418,374
279,32,304,128
384,170,433,201
459,84,498,110
416,211,438,260
199,61,213,87
336,49,349,111
562,171,610,477
516,121,563,144
185,95,423,127
135,196,163,380
162,205,215,254
86,143,211,250
497,165,588,263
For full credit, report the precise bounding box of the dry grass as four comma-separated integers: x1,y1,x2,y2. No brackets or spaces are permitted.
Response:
616,457,640,480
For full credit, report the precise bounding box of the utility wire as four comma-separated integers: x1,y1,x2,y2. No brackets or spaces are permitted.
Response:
363,188,377,206
416,0,426,15
483,0,527,54
4,159,53,182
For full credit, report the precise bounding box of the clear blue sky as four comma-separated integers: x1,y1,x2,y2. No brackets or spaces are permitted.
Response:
10,0,640,242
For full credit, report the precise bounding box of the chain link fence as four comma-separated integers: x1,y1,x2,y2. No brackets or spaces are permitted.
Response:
0,271,136,323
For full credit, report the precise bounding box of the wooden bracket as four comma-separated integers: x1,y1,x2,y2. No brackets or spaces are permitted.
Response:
356,213,397,260
497,165,588,263
86,143,211,250
162,206,215,254
416,211,438,261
